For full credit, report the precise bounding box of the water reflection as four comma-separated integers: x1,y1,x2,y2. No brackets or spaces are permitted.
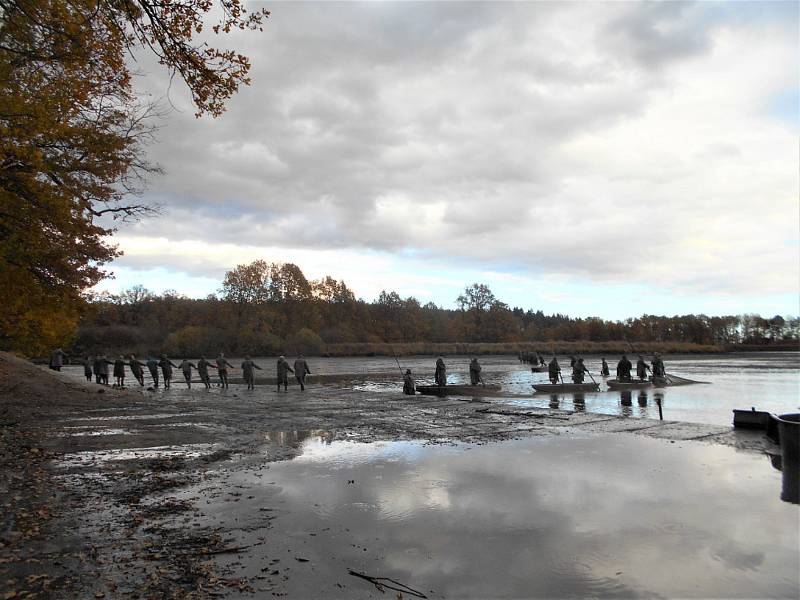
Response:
573,394,586,412
264,429,332,448
226,436,799,599
549,394,559,410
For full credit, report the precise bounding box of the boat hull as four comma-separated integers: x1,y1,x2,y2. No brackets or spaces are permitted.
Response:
532,383,599,393
607,379,653,390
733,409,772,429
530,366,547,373
416,384,501,396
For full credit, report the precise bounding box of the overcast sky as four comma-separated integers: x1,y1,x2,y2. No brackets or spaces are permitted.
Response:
98,1,799,319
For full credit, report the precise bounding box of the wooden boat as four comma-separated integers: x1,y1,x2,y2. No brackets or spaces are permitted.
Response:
530,366,547,373
606,379,653,390
532,383,599,393
416,384,502,396
733,408,772,429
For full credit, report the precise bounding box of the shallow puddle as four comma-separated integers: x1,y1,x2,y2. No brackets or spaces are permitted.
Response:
55,443,222,468
186,434,799,599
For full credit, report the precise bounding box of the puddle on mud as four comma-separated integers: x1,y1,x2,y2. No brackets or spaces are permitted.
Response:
182,434,798,599
55,443,223,468
61,427,137,437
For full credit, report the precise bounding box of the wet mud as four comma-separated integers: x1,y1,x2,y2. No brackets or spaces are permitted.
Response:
1,352,797,599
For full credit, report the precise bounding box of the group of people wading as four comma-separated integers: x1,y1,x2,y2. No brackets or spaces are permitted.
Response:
402,356,484,395
61,349,312,392
546,353,666,384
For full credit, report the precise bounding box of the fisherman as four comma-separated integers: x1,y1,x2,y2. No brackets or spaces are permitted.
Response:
617,354,633,382
241,356,263,390
113,355,126,387
601,358,610,376
180,358,197,388
572,357,587,384
197,356,217,389
548,355,561,384
93,356,103,384
469,357,482,385
129,354,146,386
276,356,293,392
403,368,416,395
538,353,545,367
159,354,179,389
569,355,577,368
96,354,112,385
49,348,66,371
434,357,447,387
216,353,234,389
293,355,311,391
83,357,93,382
652,353,666,378
146,356,160,388
636,355,651,381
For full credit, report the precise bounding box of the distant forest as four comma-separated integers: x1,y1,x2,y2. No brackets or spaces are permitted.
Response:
65,260,799,358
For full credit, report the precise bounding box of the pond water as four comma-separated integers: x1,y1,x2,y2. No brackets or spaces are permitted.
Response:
192,433,799,599
62,352,799,426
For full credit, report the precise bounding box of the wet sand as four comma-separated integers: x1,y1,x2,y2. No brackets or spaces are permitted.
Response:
1,352,797,598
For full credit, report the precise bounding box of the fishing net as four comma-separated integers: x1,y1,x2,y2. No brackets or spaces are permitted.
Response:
659,373,710,386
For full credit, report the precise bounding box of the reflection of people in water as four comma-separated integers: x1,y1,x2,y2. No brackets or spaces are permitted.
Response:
549,394,559,410
620,390,633,406
637,391,648,406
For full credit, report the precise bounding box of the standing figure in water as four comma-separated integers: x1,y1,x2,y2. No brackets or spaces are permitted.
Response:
180,358,197,388
93,356,103,384
129,354,147,386
276,356,293,392
113,355,126,387
548,355,561,384
469,357,482,385
146,356,160,388
538,353,546,367
49,348,66,371
241,356,263,390
96,355,112,385
293,355,311,391
651,353,666,378
434,357,447,387
197,356,217,389
572,357,587,384
159,354,178,389
617,355,633,382
601,358,610,376
216,353,234,389
83,357,93,382
403,369,416,395
636,355,651,381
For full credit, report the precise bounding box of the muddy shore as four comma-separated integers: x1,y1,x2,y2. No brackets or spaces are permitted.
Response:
0,351,791,599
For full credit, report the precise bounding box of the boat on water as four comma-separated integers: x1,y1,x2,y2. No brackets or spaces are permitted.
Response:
530,366,547,373
606,379,653,390
532,382,599,393
416,384,502,396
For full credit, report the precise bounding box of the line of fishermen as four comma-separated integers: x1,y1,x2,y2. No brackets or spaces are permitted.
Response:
57,349,312,393
546,353,666,384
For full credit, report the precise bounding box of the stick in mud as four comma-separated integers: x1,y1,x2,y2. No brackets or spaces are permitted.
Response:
348,569,428,598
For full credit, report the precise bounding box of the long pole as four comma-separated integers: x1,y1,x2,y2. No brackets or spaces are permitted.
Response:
391,346,405,377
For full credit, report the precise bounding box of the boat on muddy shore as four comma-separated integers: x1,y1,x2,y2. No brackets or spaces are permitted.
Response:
532,382,600,393
416,384,502,396
530,366,547,373
606,379,653,390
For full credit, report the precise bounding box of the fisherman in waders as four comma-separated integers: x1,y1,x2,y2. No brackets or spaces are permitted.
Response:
276,356,293,392
538,353,546,367
93,356,103,383
146,356,160,388
241,356,263,390
652,353,666,378
636,355,651,381
113,356,126,387
197,356,216,389
572,357,587,384
403,369,416,395
129,354,146,386
96,355,112,385
601,358,610,376
293,355,311,391
216,353,234,389
84,357,93,382
434,357,447,387
569,355,577,368
49,348,66,371
159,355,179,389
469,357,482,385
180,358,197,388
548,355,561,384
617,355,633,382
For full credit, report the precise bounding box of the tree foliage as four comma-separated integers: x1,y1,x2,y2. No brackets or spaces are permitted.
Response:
0,0,268,354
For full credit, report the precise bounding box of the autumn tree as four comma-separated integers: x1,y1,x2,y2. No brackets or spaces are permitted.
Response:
0,0,268,354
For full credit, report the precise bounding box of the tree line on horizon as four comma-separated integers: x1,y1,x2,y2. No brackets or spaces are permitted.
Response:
63,260,798,358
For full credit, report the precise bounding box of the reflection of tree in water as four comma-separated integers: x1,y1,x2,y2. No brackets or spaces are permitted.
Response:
264,429,334,447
